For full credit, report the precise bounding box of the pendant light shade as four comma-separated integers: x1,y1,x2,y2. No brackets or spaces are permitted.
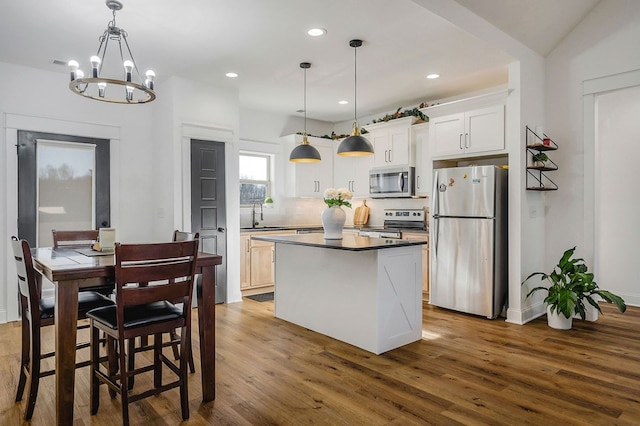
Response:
337,39,374,156
290,62,321,163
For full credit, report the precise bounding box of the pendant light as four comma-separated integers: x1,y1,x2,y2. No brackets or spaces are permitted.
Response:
290,62,322,163
337,39,374,156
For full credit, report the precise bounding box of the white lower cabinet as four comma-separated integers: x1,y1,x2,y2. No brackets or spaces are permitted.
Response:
402,232,429,300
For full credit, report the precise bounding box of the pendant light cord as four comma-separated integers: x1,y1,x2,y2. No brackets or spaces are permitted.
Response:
304,65,307,136
353,45,357,123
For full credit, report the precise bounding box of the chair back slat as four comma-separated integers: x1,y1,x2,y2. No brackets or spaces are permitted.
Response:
118,261,194,285
10,236,39,316
120,281,191,307
52,230,99,248
114,240,199,316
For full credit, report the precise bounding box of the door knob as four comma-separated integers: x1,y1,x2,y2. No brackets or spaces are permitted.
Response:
217,227,225,233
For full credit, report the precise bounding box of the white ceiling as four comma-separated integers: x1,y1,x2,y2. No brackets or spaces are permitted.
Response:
0,0,600,123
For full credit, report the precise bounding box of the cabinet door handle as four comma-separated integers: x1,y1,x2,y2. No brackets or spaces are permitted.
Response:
245,239,250,253
271,247,275,263
459,134,463,150
417,175,421,189
389,149,392,163
465,133,469,148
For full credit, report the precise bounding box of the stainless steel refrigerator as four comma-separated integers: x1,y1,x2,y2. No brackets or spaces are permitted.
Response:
430,165,508,319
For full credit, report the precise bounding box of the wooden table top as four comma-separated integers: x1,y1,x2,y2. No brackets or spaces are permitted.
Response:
32,247,222,282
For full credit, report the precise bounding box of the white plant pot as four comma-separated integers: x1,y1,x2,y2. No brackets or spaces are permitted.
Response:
547,305,573,330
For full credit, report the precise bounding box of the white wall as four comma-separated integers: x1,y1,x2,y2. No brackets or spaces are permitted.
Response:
546,0,640,306
0,61,155,322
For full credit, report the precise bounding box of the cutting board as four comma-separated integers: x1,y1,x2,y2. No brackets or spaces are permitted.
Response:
353,200,370,226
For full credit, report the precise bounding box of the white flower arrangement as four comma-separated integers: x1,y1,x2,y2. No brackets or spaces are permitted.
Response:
323,187,353,208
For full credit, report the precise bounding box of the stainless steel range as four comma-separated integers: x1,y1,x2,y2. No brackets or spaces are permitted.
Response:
358,208,427,238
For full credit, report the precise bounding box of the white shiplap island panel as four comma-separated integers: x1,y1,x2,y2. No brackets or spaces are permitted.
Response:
251,234,425,354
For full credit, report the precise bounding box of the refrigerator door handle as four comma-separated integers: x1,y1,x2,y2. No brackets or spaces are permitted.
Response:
433,216,439,257
432,170,439,216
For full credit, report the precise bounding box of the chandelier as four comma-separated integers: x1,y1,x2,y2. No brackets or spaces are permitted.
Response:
68,0,156,104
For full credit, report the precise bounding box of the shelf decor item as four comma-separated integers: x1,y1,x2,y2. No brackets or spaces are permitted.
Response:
525,125,559,190
321,188,352,239
522,246,626,330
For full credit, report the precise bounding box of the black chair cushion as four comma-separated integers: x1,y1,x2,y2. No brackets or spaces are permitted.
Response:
39,291,114,320
86,301,182,330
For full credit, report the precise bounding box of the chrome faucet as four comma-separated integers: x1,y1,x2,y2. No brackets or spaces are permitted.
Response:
251,201,263,228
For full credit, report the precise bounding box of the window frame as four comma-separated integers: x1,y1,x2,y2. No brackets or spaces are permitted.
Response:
239,152,272,207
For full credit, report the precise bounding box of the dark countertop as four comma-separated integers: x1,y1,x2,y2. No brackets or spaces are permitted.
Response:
250,233,427,251
241,225,428,234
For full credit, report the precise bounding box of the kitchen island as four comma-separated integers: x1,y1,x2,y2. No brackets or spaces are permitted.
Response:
250,234,426,354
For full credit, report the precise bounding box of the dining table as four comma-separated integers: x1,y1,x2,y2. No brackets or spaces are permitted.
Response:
30,246,222,425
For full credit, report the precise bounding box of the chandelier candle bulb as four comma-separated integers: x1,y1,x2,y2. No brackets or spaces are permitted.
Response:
97,82,107,97
68,60,79,81
145,70,155,90
90,56,101,77
123,60,134,82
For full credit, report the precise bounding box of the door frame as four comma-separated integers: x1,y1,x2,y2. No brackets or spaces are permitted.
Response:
179,123,236,303
2,113,120,323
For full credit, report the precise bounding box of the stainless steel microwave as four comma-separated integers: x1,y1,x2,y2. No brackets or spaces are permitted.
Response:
369,166,415,198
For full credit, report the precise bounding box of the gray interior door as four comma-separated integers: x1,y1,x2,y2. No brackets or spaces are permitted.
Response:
17,130,110,247
191,139,226,304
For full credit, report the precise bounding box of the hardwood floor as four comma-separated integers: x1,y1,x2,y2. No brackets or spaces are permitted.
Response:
1,300,639,425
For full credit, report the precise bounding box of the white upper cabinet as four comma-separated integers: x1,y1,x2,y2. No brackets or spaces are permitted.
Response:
282,134,334,197
412,123,430,197
364,116,417,168
425,90,507,160
333,139,373,197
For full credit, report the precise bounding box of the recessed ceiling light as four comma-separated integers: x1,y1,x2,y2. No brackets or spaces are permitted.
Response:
307,28,326,37
225,72,238,78
338,100,349,105
426,74,440,79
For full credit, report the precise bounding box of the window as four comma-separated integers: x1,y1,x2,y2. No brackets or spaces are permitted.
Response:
239,153,271,206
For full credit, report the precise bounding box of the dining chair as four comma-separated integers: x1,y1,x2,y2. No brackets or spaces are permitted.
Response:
126,230,199,389
169,230,199,372
87,239,199,425
10,236,116,420
52,229,116,296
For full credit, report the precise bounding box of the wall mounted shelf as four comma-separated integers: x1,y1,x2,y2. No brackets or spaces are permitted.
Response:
526,126,558,191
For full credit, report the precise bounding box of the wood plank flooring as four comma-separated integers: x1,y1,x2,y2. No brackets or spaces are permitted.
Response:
1,300,639,425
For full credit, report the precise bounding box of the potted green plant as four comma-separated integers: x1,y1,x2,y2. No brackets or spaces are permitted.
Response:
531,152,548,167
522,246,626,329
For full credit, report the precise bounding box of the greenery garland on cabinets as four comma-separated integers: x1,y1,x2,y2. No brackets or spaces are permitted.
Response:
297,104,430,141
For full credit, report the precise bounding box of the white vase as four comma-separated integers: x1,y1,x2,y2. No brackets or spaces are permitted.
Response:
546,305,573,330
321,206,346,240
